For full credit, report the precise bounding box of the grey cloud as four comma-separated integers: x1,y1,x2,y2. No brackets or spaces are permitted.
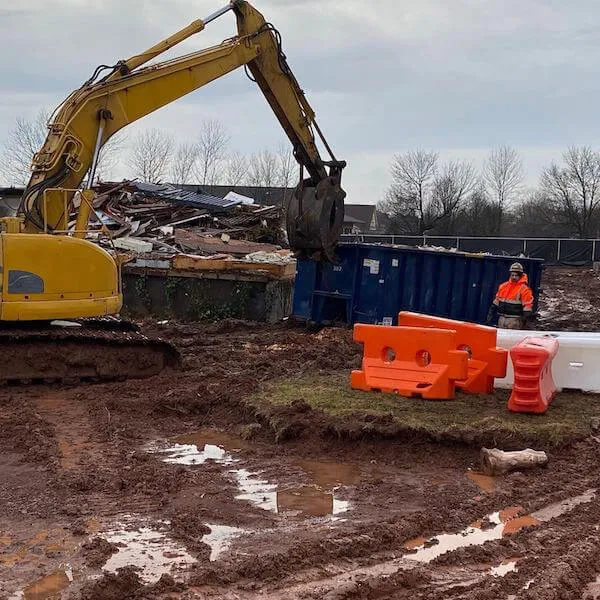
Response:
3,0,600,201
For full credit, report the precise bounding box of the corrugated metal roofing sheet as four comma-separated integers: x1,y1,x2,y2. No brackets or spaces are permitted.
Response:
132,182,240,211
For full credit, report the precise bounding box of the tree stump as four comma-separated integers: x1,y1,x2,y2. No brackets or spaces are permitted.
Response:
481,447,548,476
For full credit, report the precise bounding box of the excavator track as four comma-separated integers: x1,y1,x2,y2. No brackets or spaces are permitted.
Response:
0,319,181,384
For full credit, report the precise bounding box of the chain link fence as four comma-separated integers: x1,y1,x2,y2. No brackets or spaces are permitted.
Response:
340,235,600,266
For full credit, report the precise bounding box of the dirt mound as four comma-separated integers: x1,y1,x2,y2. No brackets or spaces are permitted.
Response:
78,567,142,600
82,537,120,568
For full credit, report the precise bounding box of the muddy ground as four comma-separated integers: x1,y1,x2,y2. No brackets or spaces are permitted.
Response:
537,265,600,331
2,266,600,600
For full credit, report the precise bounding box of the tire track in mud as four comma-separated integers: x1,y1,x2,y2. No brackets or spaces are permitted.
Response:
36,391,99,471
185,488,600,600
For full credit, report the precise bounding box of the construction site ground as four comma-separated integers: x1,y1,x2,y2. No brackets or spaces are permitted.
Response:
3,265,600,600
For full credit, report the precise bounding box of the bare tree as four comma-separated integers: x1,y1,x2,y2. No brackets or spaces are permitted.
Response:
431,161,478,234
540,146,600,238
510,189,558,237
222,150,249,186
275,141,298,188
93,132,127,184
483,145,524,232
0,109,125,186
195,119,229,185
128,129,174,183
0,109,50,185
382,150,438,234
248,149,280,187
170,141,199,185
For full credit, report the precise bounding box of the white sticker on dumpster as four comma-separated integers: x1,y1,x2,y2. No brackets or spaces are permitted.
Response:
363,259,380,274
382,317,393,326
392,259,399,267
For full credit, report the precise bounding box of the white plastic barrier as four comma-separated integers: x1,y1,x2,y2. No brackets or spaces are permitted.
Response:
496,330,600,392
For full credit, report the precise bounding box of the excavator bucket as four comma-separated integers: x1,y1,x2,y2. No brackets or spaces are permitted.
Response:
285,177,346,263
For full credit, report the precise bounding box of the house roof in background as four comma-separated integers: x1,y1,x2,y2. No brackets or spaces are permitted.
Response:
343,214,366,224
344,204,376,225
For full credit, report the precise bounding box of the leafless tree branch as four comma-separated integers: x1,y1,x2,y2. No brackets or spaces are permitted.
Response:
128,128,174,183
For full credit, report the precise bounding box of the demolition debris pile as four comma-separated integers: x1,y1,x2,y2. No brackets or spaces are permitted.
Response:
81,181,294,272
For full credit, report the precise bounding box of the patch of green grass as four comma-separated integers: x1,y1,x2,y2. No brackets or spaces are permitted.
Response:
250,372,600,448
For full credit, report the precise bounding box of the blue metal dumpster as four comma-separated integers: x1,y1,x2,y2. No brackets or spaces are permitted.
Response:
292,243,544,326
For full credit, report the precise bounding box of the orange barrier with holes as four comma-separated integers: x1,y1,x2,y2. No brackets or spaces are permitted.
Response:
351,324,469,400
508,337,559,414
398,312,508,394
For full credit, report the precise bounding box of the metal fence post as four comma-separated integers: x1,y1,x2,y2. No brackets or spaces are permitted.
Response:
557,239,561,264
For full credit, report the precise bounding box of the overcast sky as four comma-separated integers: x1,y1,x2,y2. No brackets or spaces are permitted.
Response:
2,0,600,203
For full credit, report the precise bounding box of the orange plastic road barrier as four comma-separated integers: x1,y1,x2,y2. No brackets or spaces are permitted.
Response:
351,324,468,400
508,337,559,414
398,312,508,394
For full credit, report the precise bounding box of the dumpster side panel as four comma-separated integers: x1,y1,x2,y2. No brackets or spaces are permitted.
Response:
293,244,544,326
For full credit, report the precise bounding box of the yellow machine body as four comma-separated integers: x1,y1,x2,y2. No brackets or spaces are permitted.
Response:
0,233,121,321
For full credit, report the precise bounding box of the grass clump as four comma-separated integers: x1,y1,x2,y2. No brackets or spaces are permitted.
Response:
250,372,600,448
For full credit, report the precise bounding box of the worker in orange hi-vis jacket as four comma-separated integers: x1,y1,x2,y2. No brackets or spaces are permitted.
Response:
486,262,534,330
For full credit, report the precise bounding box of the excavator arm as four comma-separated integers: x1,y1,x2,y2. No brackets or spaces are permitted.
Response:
20,0,346,260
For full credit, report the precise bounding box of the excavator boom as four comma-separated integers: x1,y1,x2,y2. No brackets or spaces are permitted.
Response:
20,0,346,259
1,1,345,383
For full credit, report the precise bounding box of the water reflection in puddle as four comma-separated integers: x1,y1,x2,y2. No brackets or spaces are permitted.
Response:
490,558,519,577
405,489,595,563
531,489,595,521
102,520,196,583
296,459,361,488
202,524,244,561
152,431,355,520
157,443,234,465
406,510,524,562
233,469,350,518
9,568,73,600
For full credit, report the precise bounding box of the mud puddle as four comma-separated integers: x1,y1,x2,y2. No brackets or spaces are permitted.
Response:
406,490,595,563
8,568,73,600
268,491,595,598
102,517,197,582
152,429,356,520
202,524,244,561
405,509,533,562
467,471,496,493
490,558,519,577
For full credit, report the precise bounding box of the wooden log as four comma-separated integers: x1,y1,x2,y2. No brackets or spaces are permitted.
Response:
481,447,548,476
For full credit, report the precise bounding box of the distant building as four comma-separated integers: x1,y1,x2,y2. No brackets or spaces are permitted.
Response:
343,204,379,234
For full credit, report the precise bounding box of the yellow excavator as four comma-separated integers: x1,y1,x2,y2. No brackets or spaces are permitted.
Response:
2,1,346,382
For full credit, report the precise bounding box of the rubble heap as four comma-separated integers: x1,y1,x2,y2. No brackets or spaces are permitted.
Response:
81,181,295,278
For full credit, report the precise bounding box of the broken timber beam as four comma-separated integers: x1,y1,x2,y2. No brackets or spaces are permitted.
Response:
481,447,548,476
